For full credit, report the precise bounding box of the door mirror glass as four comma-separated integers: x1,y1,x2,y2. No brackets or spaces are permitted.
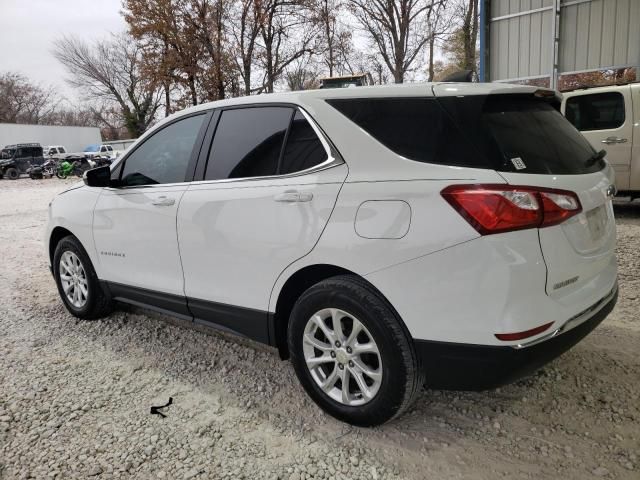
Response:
84,165,112,187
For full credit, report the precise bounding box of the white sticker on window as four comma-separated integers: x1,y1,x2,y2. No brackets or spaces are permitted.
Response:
511,157,527,170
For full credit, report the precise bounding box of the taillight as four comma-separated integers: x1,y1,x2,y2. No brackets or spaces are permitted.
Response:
441,184,582,235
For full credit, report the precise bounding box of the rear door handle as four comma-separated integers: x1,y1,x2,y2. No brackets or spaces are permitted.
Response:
601,136,628,145
274,190,313,203
151,196,175,206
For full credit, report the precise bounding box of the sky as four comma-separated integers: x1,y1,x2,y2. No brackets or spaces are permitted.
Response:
0,0,127,103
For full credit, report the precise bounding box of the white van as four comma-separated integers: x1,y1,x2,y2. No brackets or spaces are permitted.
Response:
561,83,640,196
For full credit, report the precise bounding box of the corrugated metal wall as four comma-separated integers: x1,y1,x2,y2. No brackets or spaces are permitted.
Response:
487,0,640,83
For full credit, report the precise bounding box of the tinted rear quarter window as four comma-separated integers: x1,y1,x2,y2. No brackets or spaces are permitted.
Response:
328,95,603,175
565,92,625,131
326,97,483,169
280,111,327,174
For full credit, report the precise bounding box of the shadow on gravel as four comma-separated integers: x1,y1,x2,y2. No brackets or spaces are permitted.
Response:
614,199,640,225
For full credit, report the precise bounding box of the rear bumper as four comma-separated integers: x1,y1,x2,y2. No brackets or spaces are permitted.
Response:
415,284,618,390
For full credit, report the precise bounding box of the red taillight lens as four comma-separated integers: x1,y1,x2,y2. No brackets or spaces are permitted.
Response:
495,322,554,341
441,184,582,235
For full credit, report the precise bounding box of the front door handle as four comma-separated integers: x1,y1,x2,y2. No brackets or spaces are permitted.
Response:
601,136,628,145
274,190,313,203
151,196,175,206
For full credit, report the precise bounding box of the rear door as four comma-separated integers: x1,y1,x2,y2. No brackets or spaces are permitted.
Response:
562,88,632,190
178,106,346,341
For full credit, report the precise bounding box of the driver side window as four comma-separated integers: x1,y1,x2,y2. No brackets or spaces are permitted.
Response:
120,114,206,186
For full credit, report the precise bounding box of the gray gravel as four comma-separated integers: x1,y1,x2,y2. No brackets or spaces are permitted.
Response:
0,179,638,479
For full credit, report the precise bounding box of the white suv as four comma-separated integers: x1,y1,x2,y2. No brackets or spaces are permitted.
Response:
46,83,618,426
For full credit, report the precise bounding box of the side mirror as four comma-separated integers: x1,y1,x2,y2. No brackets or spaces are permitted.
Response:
83,165,112,187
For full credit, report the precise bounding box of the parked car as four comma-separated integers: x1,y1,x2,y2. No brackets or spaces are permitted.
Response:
561,82,639,198
43,145,68,158
83,144,116,159
46,83,618,426
0,143,44,179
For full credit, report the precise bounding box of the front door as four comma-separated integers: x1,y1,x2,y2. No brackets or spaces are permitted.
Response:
93,113,209,309
178,107,347,342
563,89,633,190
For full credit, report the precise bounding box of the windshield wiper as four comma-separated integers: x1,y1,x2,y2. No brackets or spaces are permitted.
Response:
585,149,606,167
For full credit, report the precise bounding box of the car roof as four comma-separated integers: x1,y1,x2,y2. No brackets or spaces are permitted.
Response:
171,82,542,117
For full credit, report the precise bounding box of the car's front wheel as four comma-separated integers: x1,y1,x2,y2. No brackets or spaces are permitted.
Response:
5,167,19,180
53,235,113,320
288,275,423,426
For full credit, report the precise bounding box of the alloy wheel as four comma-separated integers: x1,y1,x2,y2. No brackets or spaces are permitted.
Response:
59,251,89,309
302,308,383,406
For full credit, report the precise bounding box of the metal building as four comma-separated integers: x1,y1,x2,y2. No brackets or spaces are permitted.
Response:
0,123,102,153
480,0,640,89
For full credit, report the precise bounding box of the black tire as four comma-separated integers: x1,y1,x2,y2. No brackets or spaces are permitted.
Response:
53,235,113,320
288,275,423,427
5,167,19,180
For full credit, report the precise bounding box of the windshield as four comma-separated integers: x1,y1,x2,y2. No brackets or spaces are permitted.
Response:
84,144,100,152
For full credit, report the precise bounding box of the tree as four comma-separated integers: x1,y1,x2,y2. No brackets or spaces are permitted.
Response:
230,0,262,95
425,0,452,81
312,0,356,77
460,0,478,72
257,0,317,93
441,0,478,73
347,0,446,83
53,34,162,138
285,57,320,90
0,72,58,124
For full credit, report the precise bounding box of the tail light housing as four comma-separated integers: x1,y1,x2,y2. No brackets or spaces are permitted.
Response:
441,184,582,235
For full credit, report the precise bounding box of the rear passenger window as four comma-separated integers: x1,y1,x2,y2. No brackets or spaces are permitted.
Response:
326,97,479,168
280,111,327,174
565,92,625,131
205,107,292,180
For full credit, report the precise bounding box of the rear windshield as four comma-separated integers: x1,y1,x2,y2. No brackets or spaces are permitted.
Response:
327,94,603,175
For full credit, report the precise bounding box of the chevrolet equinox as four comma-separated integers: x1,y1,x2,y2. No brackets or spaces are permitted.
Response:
46,83,618,426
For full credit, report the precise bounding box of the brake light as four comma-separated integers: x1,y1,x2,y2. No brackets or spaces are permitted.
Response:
441,184,582,235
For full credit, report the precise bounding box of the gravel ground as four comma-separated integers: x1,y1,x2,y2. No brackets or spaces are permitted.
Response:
0,179,638,480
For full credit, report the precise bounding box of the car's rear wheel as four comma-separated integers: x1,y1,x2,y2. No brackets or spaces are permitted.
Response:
5,167,19,180
53,235,113,320
288,275,423,426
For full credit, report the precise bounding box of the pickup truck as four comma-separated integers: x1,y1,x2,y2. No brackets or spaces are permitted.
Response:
561,83,639,198
83,144,116,159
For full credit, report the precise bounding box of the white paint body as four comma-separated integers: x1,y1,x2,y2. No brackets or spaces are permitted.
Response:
46,82,618,349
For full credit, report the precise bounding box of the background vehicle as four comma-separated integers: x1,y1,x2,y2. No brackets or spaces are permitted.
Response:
56,156,91,179
0,143,44,179
0,123,101,154
43,145,68,158
562,83,640,198
319,73,373,89
47,83,617,426
83,144,116,159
